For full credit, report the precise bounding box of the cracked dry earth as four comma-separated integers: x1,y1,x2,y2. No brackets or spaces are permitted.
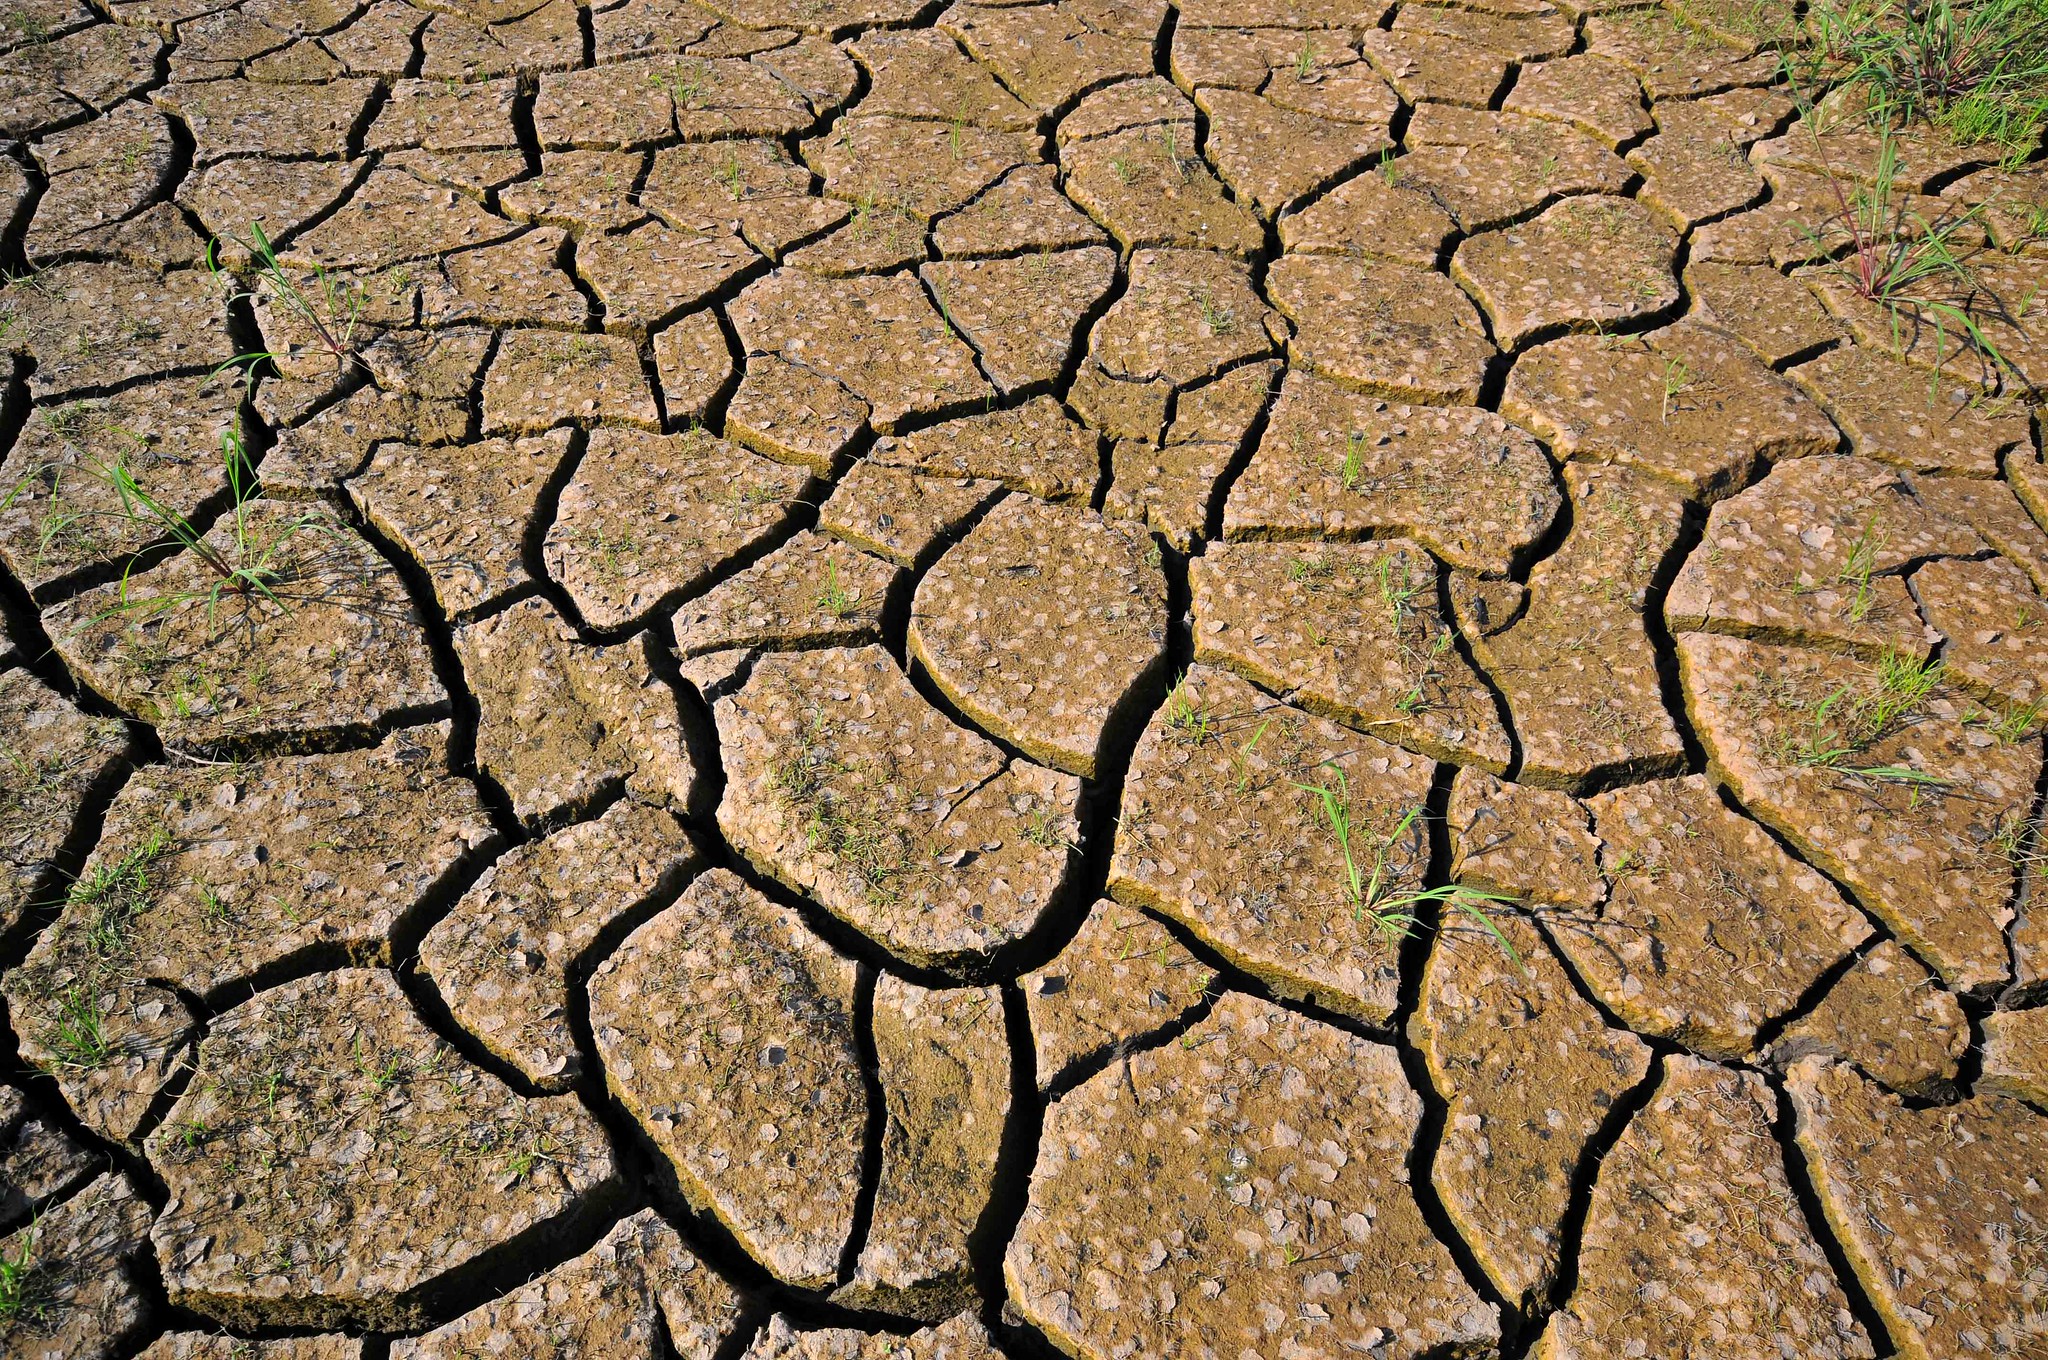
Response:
4,0,2048,1355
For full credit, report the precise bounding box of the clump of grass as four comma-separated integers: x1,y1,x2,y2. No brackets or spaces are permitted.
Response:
1787,649,1952,783
1162,674,1217,745
815,561,857,617
0,1220,50,1324
1293,766,1521,962
207,223,368,381
1798,0,2048,159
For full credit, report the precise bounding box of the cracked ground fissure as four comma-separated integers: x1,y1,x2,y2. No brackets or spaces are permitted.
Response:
2,0,2048,1356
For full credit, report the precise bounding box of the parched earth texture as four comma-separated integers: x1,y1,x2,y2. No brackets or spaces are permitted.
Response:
3,0,2048,1353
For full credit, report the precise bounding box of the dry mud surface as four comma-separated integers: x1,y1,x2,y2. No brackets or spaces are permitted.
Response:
1,0,2047,1354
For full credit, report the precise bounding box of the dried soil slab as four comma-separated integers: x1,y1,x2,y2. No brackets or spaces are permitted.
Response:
1224,368,1559,575
1193,539,1512,770
392,1208,737,1357
457,598,700,826
803,115,1036,223
1,26,161,137
1789,1055,2048,1359
653,309,736,422
872,398,1099,503
1553,775,1873,1057
0,261,231,399
1504,323,1840,499
1459,463,1688,787
1393,3,1575,60
580,222,758,337
547,426,811,630
714,645,1080,967
818,464,1002,568
154,76,374,160
285,166,519,271
1773,941,1967,1097
1110,665,1430,1022
1501,52,1652,146
1686,261,1839,366
1751,117,1984,197
1913,555,2048,709
0,669,120,936
149,969,617,1331
499,150,650,234
725,356,871,469
1415,915,1651,1303
1981,1007,2048,1105
141,1337,361,1360
1010,992,1499,1358
672,530,897,658
481,330,659,434
644,139,850,259
1069,365,1173,443
933,164,1109,258
1678,632,2041,992
844,977,1009,1316
1168,24,1363,91
1396,106,1631,234
1913,474,2048,595
181,157,361,254
347,430,570,619
367,77,520,153
922,248,1117,393
590,868,865,1287
420,0,584,79
1103,360,1277,549
261,389,471,498
362,327,498,404
1360,27,1510,106
785,207,927,276
0,1173,152,1360
0,1086,97,1228
1447,767,1606,909
421,801,699,1091
1020,899,1209,1091
24,102,174,257
1089,247,1275,390
418,230,589,330
45,507,444,749
1943,160,2048,255
1582,8,1779,98
847,28,1035,129
0,376,242,594
1666,455,1977,657
1537,1056,1873,1359
1268,254,1495,403
1787,346,2027,477
1198,85,1391,217
941,0,1163,110
910,497,1167,777
324,0,430,75
10,725,487,1139
1453,196,1680,350
1058,105,1264,255
729,270,992,431
1274,170,1458,269
747,1313,1005,1360
1627,125,1765,232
